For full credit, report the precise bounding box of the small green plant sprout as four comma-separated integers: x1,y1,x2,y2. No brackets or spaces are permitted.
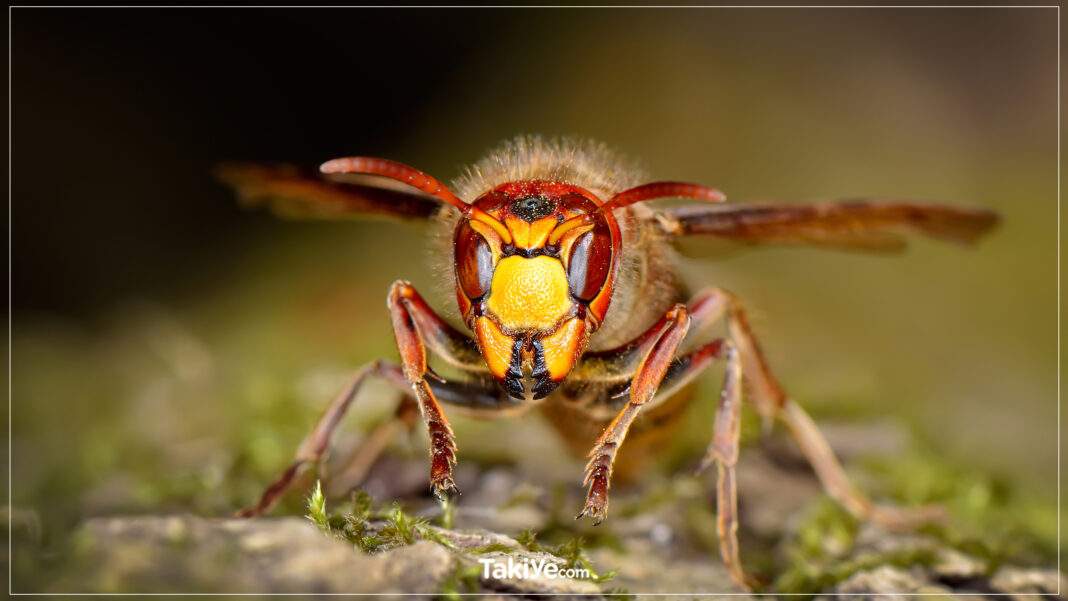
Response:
438,495,456,530
305,480,328,533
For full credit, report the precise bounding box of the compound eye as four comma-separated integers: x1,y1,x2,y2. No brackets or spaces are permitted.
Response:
455,222,494,300
566,225,612,302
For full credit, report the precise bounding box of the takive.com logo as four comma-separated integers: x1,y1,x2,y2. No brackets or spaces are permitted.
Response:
477,556,592,580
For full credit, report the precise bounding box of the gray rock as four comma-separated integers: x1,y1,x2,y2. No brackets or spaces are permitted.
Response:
823,565,960,600
989,565,1065,597
60,515,454,596
35,420,1060,598
54,514,619,598
816,554,1064,600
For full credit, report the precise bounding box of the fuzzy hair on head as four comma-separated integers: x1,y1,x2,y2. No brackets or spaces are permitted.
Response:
450,135,646,202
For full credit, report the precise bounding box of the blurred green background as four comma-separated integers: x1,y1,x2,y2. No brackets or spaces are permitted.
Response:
10,6,1059,587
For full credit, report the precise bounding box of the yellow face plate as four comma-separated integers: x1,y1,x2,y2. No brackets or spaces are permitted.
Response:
485,255,572,331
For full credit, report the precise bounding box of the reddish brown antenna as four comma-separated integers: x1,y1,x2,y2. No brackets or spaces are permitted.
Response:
601,182,726,213
549,181,726,244
321,156,513,244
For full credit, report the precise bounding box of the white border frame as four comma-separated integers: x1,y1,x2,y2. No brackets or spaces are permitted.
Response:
6,3,1059,597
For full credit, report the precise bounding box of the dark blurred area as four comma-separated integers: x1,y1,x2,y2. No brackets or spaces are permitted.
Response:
12,8,1056,318
13,8,496,315
10,7,1060,588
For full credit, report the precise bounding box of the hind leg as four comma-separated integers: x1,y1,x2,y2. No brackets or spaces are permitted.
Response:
691,287,944,529
325,394,420,498
237,360,407,517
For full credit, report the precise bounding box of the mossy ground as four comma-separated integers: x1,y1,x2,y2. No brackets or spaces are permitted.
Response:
8,241,1061,594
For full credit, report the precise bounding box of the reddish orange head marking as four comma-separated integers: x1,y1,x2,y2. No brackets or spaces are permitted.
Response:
454,181,620,399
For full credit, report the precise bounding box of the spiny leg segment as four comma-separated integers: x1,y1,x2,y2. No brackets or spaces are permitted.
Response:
389,281,459,499
239,280,491,517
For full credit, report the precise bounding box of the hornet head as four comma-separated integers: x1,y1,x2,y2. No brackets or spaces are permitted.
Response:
319,154,724,401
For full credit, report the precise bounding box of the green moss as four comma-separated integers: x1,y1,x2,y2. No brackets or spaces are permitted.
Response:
467,543,519,554
772,443,1059,596
302,493,620,594
438,560,483,599
773,498,936,595
864,448,1059,566
516,528,617,584
379,503,420,546
308,492,462,555
776,542,936,596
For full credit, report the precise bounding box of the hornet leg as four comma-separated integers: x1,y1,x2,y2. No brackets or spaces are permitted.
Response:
688,287,943,529
239,280,494,516
237,359,407,517
578,304,692,523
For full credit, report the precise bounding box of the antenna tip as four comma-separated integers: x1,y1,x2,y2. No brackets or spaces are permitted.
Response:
319,158,352,174
703,188,727,203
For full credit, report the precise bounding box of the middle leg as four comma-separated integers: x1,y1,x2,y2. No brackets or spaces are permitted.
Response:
575,330,752,589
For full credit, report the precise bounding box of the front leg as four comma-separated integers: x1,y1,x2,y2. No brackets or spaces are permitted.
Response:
578,304,693,523
239,280,480,516
388,280,462,499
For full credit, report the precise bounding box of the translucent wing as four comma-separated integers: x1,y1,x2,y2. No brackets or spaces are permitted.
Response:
655,200,999,255
216,163,442,221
